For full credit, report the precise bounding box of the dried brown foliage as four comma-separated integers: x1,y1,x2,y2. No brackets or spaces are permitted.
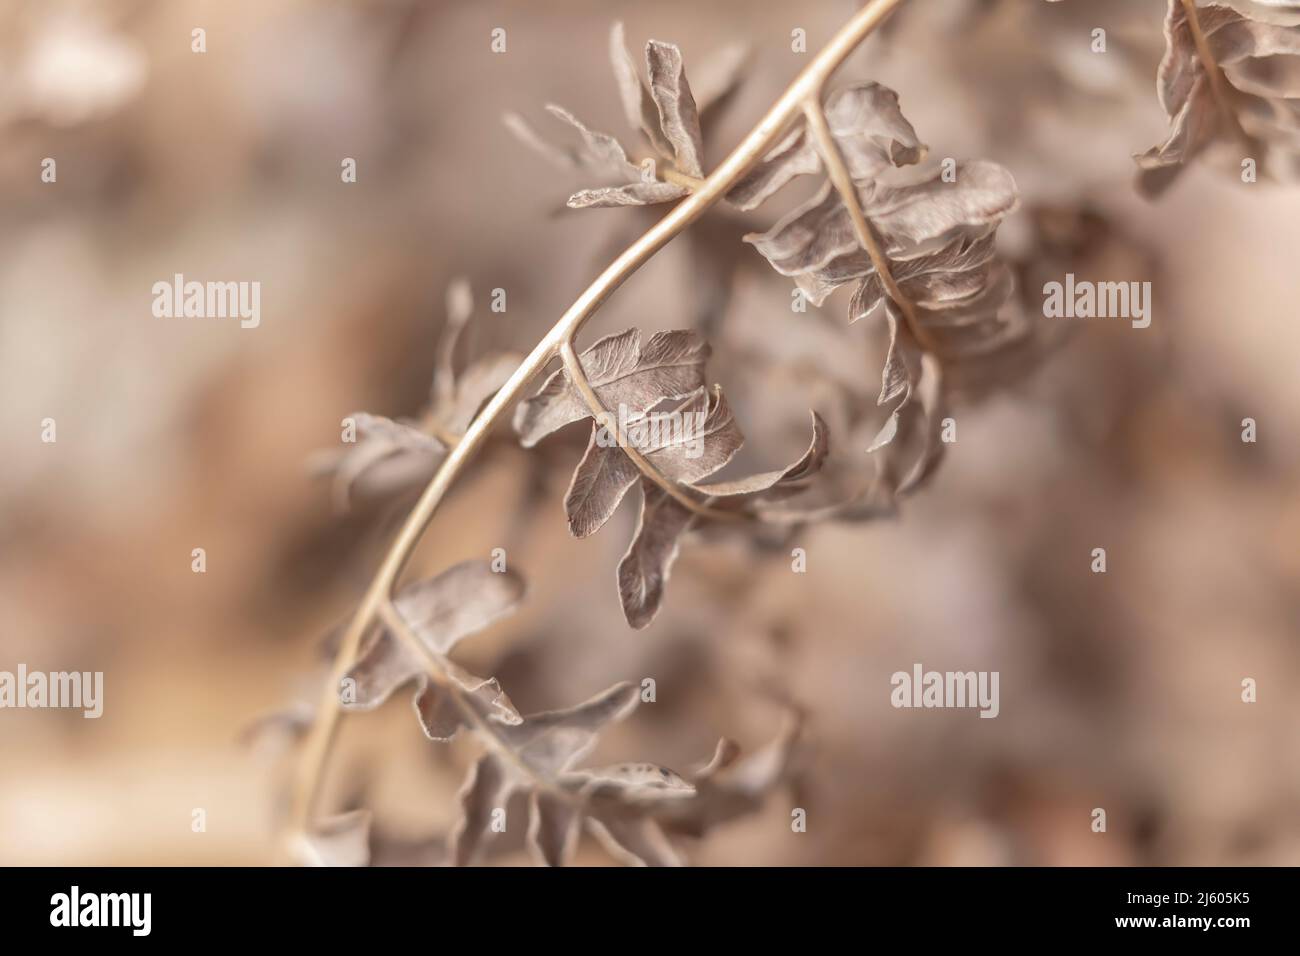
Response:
278,2,1283,867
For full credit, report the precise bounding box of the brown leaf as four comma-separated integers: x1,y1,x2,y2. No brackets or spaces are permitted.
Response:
314,278,516,507
645,39,706,178
587,815,684,867
729,82,925,211
893,351,949,497
616,481,696,629
319,412,445,509
567,173,688,209
821,82,927,178
864,305,922,430
609,22,674,160
694,410,829,500
439,683,646,866
392,561,525,653
692,738,742,782
412,663,520,742
745,160,1019,305
543,104,644,182
563,386,743,538
860,306,951,498
342,562,524,736
739,78,1048,515
343,630,419,710
848,231,999,324
450,753,510,866
614,410,828,627
513,26,743,210
659,716,802,838
563,427,643,539
498,681,641,775
447,683,645,867
579,721,801,861
513,328,710,447
574,762,697,809
852,243,1022,385
527,790,581,867
727,126,823,212
504,104,690,209
443,688,798,868
435,277,473,410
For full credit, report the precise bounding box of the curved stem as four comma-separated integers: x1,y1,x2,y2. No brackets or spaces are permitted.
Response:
286,0,908,844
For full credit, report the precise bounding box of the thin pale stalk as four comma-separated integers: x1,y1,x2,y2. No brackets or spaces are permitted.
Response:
286,0,908,847
661,167,705,190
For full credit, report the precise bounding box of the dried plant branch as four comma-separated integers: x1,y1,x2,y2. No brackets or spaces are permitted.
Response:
285,0,908,852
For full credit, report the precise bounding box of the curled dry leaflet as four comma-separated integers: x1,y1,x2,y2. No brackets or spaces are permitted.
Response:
261,0,1290,865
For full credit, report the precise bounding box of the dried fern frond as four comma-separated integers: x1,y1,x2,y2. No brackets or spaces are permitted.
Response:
513,326,829,627
1137,0,1300,195
450,684,801,867
505,24,748,207
728,81,926,210
732,72,1054,515
341,561,524,739
311,278,521,508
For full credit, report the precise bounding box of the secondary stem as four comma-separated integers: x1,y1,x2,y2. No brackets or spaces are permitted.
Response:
661,167,706,190
802,100,937,356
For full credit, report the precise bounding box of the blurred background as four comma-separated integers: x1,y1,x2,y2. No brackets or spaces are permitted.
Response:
1,0,1298,865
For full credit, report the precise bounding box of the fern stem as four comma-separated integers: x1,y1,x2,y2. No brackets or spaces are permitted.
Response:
285,0,908,852
660,167,706,190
